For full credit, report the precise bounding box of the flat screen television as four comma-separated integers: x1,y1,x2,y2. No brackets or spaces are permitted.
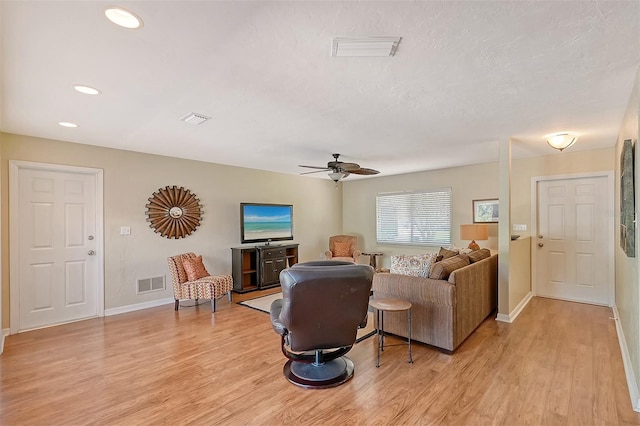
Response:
240,203,293,244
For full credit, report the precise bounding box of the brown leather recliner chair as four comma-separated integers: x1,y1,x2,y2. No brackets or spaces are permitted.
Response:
270,261,374,388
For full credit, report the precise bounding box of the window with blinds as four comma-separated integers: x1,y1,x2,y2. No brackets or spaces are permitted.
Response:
376,188,452,246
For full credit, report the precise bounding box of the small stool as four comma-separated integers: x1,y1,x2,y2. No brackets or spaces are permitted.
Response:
369,298,413,367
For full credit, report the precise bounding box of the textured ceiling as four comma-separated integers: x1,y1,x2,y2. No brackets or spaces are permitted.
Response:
1,1,639,179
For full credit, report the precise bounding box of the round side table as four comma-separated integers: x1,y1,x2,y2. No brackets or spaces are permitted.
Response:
369,298,413,368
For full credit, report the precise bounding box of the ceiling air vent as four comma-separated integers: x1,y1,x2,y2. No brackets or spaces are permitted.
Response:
180,112,211,125
332,36,402,57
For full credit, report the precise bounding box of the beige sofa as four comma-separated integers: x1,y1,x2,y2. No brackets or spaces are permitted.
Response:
372,254,498,353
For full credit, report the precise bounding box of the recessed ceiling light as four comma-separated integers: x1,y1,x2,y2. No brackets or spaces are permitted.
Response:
58,122,78,128
74,85,101,95
105,7,143,29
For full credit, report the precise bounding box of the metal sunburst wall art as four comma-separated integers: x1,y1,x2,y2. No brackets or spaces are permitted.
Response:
145,186,202,239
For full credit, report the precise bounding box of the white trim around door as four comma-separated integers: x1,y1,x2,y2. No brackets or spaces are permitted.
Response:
530,171,615,307
9,161,104,334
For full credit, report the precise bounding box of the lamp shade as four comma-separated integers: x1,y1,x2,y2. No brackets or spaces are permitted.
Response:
460,224,489,241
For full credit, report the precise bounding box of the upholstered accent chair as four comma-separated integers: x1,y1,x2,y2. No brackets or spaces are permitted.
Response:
324,235,361,263
270,261,373,388
167,252,233,312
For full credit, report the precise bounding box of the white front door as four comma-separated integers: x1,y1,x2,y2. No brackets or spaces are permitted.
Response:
535,175,611,305
11,162,103,332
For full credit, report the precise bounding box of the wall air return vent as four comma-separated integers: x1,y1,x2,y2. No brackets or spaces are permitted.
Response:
179,112,211,125
137,276,166,294
332,36,402,57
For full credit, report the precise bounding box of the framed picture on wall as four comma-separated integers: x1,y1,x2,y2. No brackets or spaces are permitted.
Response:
620,139,635,257
473,199,499,223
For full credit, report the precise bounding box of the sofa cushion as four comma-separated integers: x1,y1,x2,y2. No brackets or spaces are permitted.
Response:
429,254,470,280
468,248,491,263
390,253,437,278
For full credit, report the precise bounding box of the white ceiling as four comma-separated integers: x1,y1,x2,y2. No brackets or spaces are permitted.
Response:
2,1,639,179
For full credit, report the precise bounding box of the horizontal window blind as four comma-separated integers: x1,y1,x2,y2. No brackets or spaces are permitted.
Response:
376,188,451,246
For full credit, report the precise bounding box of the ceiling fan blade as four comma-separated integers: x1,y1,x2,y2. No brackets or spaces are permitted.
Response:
300,169,330,175
348,168,380,175
299,165,331,170
338,162,361,172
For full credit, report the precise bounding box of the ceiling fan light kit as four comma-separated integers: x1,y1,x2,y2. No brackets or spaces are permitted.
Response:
328,172,344,182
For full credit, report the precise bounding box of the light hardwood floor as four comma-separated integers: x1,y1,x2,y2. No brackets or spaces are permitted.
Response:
2,295,640,425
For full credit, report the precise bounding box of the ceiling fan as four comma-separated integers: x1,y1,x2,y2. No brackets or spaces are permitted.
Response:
299,153,380,182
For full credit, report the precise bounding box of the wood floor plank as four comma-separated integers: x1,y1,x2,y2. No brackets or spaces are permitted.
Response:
1,296,640,425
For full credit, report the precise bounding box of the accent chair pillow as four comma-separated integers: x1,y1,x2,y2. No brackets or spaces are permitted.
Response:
390,253,437,278
332,241,352,257
429,254,470,280
182,256,210,281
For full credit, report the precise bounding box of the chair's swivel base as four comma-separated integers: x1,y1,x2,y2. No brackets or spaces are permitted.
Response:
283,356,355,389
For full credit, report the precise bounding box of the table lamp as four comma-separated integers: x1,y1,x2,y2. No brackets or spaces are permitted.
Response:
460,224,489,251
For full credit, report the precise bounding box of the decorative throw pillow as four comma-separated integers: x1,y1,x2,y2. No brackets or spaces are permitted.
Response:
182,256,210,281
468,248,491,263
390,253,437,278
332,241,352,257
438,247,459,260
429,254,470,280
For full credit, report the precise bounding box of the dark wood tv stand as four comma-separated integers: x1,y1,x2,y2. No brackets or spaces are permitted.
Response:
231,243,299,293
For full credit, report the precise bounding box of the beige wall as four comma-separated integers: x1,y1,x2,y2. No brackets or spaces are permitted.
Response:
0,131,624,330
508,147,615,314
511,147,615,234
342,162,500,270
1,133,343,328
508,236,531,311
343,146,615,315
614,68,640,388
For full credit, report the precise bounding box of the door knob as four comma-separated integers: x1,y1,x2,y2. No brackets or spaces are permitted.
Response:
88,250,95,256
88,235,94,240
538,243,544,248
538,234,543,239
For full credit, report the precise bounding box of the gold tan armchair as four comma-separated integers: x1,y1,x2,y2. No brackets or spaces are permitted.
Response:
325,235,361,263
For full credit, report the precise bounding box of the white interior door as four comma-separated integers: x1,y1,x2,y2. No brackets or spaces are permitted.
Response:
11,162,103,332
535,175,611,305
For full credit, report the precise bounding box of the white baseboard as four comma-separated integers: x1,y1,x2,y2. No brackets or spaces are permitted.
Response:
612,305,640,412
0,328,10,355
495,292,533,323
104,298,174,317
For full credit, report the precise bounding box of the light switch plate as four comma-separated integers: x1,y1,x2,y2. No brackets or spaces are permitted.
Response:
120,226,131,235
513,224,527,231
